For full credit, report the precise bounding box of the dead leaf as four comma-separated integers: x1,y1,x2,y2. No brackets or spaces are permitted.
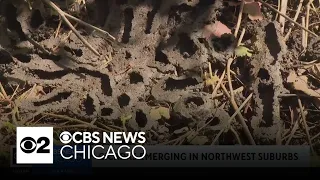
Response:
150,107,170,121
121,114,132,126
297,68,307,75
235,45,253,57
243,1,263,21
203,21,232,39
205,75,219,87
26,85,45,99
308,63,320,82
287,71,320,98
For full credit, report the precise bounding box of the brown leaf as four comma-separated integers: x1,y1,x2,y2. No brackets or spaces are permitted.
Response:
243,1,263,21
287,71,320,98
308,63,320,83
26,85,46,99
203,21,232,39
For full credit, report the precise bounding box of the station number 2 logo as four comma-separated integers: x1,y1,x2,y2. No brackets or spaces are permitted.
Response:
16,127,53,164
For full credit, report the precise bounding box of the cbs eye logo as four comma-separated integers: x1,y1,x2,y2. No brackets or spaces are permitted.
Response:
16,127,53,164
20,136,50,154
59,131,72,144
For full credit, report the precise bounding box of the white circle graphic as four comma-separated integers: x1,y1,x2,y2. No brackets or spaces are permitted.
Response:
59,131,72,144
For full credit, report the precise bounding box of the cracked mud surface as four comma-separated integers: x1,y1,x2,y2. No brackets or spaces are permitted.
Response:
0,0,320,150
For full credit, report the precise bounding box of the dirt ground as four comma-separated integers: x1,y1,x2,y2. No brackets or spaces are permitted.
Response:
0,0,320,161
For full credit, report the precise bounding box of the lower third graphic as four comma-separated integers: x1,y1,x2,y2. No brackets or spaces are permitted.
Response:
16,127,53,164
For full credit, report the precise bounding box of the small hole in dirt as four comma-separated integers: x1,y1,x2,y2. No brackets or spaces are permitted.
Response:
265,23,281,60
219,130,237,145
155,47,169,64
168,4,193,24
176,33,197,58
101,108,113,116
13,54,31,63
89,0,110,27
135,110,148,127
185,97,204,106
0,49,13,64
166,113,193,133
31,70,68,80
258,83,274,127
5,3,26,41
257,68,270,80
129,72,143,84
42,86,53,94
101,74,112,96
206,117,220,126
242,32,254,42
125,51,131,59
145,0,161,34
30,10,44,29
78,68,113,96
64,46,83,57
165,77,198,91
34,92,72,106
175,65,184,76
211,34,235,52
118,93,131,108
84,95,94,115
122,8,134,44
45,15,60,28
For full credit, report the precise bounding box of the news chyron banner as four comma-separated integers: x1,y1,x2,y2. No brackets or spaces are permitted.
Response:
12,127,310,170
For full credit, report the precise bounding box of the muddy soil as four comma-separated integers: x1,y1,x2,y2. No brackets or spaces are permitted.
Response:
0,0,319,152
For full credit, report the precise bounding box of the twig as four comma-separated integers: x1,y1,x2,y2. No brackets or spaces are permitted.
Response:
230,126,242,145
297,98,316,155
63,12,116,41
96,122,123,131
31,114,48,125
25,36,51,55
302,16,307,49
303,131,320,145
226,57,255,144
55,19,62,38
212,93,253,145
279,0,288,33
221,83,231,98
274,0,281,21
227,58,235,98
43,0,101,56
258,0,319,37
237,28,246,47
285,112,302,145
0,82,8,99
42,112,116,132
234,0,245,38
216,86,244,98
159,131,192,145
212,70,226,98
305,0,313,45
279,93,315,97
284,0,304,41
9,84,20,101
